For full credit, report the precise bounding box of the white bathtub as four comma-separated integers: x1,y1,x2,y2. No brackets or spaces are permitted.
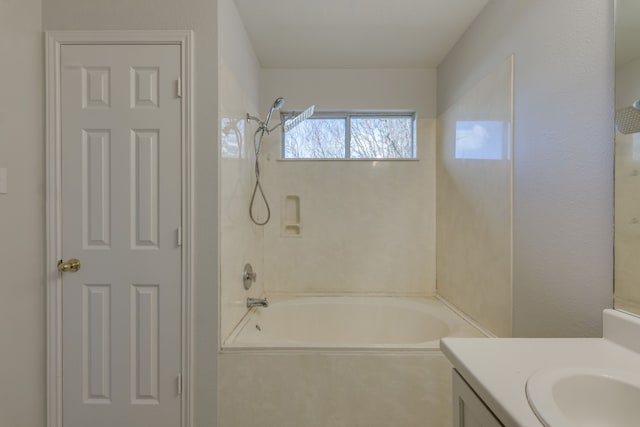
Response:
219,296,487,427
224,295,485,349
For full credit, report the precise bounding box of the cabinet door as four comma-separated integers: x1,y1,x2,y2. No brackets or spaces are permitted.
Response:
452,369,504,427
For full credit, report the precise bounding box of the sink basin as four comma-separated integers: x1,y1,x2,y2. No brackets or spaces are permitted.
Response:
526,367,640,427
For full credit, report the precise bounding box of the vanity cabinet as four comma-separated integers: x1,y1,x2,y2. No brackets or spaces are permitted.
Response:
452,369,504,427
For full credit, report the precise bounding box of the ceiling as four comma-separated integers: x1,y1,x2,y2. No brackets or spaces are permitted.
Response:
233,0,489,69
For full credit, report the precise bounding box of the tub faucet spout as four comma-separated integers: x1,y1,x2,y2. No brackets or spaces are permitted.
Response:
247,297,269,308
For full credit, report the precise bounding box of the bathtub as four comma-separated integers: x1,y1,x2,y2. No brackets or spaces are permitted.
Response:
219,295,487,427
224,295,484,349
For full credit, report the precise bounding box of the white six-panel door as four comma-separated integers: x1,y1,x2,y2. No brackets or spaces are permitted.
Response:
60,44,182,427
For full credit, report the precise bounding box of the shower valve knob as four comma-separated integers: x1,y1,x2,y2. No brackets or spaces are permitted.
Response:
243,263,256,290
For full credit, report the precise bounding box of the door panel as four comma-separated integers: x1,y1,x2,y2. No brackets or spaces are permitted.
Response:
60,44,182,427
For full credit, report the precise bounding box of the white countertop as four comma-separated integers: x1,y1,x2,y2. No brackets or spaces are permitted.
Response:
441,325,640,427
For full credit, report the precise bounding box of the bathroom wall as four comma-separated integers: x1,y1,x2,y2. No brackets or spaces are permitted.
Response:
0,0,45,426
614,57,640,313
44,0,220,425
259,69,437,295
437,56,513,337
438,0,614,337
218,0,264,343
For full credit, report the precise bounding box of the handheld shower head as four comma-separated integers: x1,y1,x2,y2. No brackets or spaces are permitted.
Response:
264,97,285,129
272,97,285,110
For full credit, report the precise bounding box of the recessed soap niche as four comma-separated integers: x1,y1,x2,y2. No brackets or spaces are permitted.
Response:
281,194,302,237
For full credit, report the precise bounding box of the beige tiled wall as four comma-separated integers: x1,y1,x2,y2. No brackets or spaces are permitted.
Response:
257,68,438,296
219,0,264,342
261,119,436,295
436,56,514,337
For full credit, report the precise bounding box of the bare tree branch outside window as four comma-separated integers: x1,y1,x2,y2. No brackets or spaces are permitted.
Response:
284,118,345,159
283,112,415,159
351,117,413,159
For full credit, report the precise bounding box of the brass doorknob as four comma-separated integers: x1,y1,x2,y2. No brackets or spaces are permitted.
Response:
58,258,81,273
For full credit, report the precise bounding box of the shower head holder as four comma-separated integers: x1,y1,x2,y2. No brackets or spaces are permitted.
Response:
246,97,315,135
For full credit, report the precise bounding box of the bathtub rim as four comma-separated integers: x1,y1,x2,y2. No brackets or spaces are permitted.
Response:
221,294,492,352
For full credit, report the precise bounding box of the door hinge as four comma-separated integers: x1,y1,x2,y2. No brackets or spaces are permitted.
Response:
177,373,182,396
177,226,183,247
176,78,182,98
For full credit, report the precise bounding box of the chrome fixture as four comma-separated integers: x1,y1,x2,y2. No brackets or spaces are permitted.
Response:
283,105,315,132
243,263,256,290
247,297,269,308
264,97,284,130
616,99,640,135
246,97,315,225
246,97,314,135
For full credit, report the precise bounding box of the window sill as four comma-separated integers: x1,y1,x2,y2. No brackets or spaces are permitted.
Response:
275,158,420,162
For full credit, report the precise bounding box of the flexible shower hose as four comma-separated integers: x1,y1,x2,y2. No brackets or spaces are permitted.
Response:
249,126,271,225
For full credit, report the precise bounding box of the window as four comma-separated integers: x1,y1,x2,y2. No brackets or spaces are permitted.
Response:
282,111,416,159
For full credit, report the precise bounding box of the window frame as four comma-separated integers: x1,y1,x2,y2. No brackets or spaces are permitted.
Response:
280,110,417,160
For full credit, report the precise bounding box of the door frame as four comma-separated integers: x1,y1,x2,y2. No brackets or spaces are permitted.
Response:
45,30,193,427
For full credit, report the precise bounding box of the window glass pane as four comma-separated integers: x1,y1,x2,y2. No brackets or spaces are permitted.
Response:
350,116,414,159
283,117,346,159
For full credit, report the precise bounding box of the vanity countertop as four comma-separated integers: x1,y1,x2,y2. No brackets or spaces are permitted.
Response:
441,310,640,427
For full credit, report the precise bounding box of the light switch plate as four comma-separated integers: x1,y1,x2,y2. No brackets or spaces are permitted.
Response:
0,168,7,194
